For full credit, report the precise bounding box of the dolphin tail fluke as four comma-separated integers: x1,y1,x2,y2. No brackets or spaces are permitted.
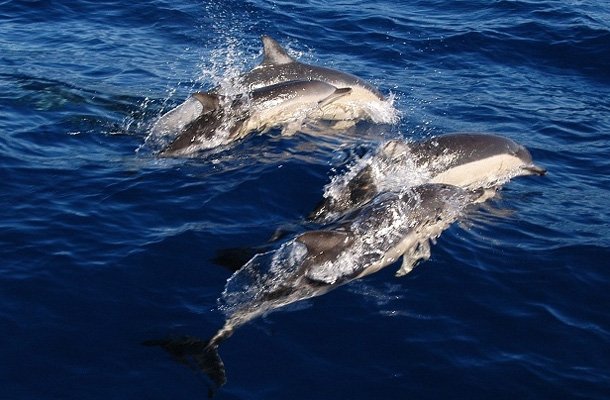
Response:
143,336,227,397
318,87,352,109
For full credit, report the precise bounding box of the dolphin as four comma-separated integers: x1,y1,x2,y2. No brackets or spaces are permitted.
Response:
310,133,546,222
144,183,481,395
159,80,352,156
239,35,386,121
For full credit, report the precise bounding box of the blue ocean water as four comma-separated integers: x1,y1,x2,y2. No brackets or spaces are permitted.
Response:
2,0,610,398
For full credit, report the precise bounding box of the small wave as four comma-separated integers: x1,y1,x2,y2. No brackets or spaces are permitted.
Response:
422,21,610,82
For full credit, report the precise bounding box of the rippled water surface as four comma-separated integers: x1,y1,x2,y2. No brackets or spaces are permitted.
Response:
2,1,609,399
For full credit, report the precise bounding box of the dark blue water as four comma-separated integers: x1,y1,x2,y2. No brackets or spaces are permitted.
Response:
2,1,610,398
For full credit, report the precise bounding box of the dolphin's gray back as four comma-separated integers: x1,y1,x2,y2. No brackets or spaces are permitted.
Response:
242,63,383,99
247,79,341,104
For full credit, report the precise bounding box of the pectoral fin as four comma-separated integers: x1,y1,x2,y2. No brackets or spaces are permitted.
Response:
318,87,352,109
396,240,431,277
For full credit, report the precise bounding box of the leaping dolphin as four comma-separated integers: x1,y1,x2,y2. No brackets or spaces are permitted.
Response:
144,183,482,395
310,133,546,222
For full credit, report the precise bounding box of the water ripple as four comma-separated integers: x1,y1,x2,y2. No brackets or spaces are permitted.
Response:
1,0,610,398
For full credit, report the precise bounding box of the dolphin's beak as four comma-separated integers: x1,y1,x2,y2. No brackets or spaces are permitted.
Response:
521,164,547,176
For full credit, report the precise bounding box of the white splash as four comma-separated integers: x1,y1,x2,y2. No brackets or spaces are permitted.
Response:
363,91,401,125
219,240,309,317
318,139,431,222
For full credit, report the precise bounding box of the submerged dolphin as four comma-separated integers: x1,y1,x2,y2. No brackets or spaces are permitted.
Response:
160,80,351,156
152,36,393,155
310,133,546,221
145,183,481,395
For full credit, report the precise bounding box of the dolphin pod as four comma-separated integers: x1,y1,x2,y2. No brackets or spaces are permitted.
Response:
154,36,391,156
145,36,546,396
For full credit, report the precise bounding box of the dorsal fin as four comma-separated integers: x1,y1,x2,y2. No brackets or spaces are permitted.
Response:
261,35,295,66
191,92,220,112
298,230,355,285
296,230,352,256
